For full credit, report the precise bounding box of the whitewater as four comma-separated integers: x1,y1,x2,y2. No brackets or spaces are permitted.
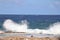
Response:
2,19,60,34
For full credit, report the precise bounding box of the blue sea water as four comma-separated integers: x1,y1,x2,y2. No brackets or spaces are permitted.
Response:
0,15,60,30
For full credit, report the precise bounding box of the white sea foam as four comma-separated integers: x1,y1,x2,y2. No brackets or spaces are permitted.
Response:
0,30,4,33
3,19,28,32
3,19,60,34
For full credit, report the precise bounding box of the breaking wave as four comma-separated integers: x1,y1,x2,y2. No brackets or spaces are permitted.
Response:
2,19,60,34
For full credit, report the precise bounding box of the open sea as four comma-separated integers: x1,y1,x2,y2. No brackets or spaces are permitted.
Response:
0,15,60,30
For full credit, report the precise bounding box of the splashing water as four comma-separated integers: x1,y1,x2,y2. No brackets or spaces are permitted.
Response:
3,19,60,34
3,19,28,32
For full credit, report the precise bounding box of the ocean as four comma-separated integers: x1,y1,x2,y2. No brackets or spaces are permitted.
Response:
0,15,60,30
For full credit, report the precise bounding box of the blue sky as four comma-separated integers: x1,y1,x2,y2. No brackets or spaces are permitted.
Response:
0,0,60,15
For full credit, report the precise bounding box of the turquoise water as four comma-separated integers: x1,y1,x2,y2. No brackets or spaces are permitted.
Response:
0,15,60,30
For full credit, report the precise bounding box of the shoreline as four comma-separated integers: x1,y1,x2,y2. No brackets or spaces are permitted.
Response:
0,33,60,40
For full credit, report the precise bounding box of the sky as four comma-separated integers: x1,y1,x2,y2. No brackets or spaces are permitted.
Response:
0,0,60,15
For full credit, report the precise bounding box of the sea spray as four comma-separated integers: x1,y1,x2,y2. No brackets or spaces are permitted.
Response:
48,22,60,34
3,19,60,34
3,19,28,32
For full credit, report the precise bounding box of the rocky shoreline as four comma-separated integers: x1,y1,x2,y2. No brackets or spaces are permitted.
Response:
0,33,60,40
